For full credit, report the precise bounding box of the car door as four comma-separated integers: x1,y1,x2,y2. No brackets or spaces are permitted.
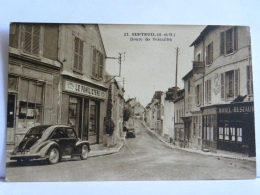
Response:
64,128,77,155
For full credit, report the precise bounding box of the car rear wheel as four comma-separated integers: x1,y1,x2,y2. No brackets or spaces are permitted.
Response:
80,145,89,160
47,147,60,164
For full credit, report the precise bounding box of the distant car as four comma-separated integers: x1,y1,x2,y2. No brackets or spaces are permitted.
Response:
10,125,90,164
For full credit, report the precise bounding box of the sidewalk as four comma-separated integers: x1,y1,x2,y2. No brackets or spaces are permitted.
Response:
5,142,124,163
143,122,256,162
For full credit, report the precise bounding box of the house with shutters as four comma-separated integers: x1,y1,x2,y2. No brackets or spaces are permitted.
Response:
7,23,109,149
183,25,255,156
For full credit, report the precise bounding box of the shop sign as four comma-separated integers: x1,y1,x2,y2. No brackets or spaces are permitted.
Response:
64,80,106,99
218,104,254,114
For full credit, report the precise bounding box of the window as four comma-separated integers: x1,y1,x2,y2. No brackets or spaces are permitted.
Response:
206,42,213,65
205,79,211,104
220,27,238,55
92,48,104,79
196,84,203,106
203,115,214,141
221,69,240,99
23,24,41,56
18,79,43,128
237,128,242,142
247,65,253,95
197,53,200,61
74,37,84,72
187,80,190,93
224,127,229,140
219,127,223,140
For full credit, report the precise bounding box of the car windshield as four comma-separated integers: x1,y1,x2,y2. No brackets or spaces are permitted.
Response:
25,125,52,138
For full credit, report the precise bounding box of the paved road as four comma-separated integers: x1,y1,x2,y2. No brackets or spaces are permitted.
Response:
6,119,256,181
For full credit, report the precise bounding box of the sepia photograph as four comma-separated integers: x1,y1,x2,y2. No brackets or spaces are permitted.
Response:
5,23,256,181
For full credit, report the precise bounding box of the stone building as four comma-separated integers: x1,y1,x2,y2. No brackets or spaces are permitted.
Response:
184,25,255,156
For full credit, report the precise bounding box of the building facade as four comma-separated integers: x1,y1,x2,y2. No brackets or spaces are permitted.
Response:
186,25,255,156
7,23,61,149
7,23,109,148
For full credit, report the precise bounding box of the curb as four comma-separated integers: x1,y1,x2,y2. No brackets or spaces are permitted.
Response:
88,142,124,158
142,122,256,162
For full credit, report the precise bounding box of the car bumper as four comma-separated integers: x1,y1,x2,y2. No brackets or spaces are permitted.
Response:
10,153,42,161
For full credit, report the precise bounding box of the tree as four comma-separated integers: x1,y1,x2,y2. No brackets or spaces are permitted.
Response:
105,84,115,136
123,107,131,123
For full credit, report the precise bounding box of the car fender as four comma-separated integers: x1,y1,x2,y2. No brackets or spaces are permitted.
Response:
75,141,90,151
38,141,60,158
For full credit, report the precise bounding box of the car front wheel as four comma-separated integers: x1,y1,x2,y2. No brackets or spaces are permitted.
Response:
47,147,60,164
80,145,89,160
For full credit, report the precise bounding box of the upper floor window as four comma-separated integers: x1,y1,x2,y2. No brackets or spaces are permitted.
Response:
197,53,201,61
221,69,240,99
247,65,253,95
195,84,203,106
92,48,104,79
187,80,191,93
206,42,213,65
74,37,84,72
205,79,211,104
23,24,41,56
220,27,238,55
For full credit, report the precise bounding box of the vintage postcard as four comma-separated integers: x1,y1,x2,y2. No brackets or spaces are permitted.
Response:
5,23,256,181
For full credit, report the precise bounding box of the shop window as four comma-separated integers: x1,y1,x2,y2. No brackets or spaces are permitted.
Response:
74,37,84,72
92,48,104,79
68,97,81,132
206,42,213,65
219,127,223,140
89,100,98,136
203,115,214,141
22,24,41,56
220,27,238,55
224,127,229,140
221,69,240,99
231,127,236,141
247,65,253,95
18,79,43,128
237,128,242,142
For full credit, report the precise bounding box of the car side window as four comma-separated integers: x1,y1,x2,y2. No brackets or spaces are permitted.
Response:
67,128,76,138
51,128,68,139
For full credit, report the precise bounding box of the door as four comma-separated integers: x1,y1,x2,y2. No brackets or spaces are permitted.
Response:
88,100,99,144
82,99,89,141
7,94,16,145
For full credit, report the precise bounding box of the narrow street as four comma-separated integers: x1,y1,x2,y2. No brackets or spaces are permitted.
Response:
6,119,256,181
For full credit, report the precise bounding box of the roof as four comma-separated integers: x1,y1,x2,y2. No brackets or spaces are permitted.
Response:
190,25,219,47
182,69,193,81
173,89,185,103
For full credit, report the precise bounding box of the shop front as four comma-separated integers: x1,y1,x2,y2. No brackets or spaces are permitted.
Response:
202,102,255,156
7,59,60,149
61,78,107,145
216,102,255,156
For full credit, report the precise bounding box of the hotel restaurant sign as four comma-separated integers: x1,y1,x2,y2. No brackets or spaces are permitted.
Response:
217,103,254,114
64,80,106,100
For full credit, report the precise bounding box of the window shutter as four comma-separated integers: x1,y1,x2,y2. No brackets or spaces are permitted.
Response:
32,25,40,55
234,69,240,96
99,53,103,78
208,80,211,103
206,45,208,65
95,51,100,78
205,81,208,103
92,48,96,77
78,40,83,71
234,27,238,51
24,25,32,53
200,83,203,105
220,32,225,55
210,42,213,64
221,73,225,99
74,37,79,70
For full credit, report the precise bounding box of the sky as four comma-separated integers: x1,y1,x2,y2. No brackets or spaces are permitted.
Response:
99,24,205,106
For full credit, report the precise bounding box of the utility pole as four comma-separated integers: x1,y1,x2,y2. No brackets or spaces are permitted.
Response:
175,47,180,88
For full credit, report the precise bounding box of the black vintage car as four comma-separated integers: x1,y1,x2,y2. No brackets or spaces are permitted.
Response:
10,125,91,164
